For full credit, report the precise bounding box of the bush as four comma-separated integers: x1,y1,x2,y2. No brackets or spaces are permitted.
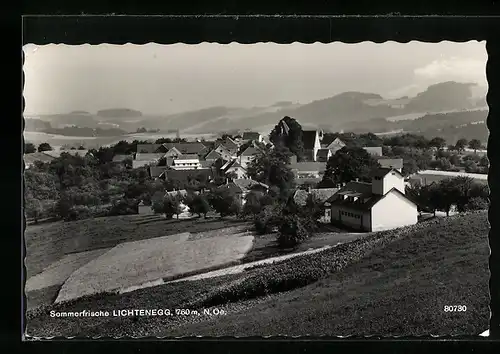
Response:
108,199,137,216
276,215,310,248
254,203,283,235
64,205,93,221
465,197,489,211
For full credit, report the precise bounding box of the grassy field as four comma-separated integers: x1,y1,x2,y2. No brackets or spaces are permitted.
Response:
168,212,490,337
24,215,251,310
25,212,489,337
25,215,250,279
55,233,254,303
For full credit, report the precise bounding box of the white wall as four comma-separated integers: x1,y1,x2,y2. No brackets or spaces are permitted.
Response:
371,190,418,232
313,132,321,162
239,155,256,169
372,171,405,195
227,167,247,179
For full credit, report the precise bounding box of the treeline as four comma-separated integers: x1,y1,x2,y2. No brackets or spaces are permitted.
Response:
406,176,489,216
320,132,488,176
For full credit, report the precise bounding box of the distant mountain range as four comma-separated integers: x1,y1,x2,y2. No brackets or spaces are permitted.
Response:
24,81,488,138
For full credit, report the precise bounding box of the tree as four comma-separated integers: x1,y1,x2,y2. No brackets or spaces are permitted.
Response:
479,155,489,167
208,189,241,218
455,138,468,153
430,157,452,171
38,142,53,152
269,116,305,161
246,145,295,193
449,154,461,167
186,193,211,218
25,196,44,223
468,139,482,153
162,196,182,219
25,143,36,154
402,158,419,176
242,191,262,218
277,215,310,248
320,147,381,187
429,137,446,150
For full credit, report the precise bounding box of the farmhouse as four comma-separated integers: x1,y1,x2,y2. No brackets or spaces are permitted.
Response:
24,152,56,169
163,142,207,156
136,144,167,154
293,188,339,223
301,130,323,161
218,178,269,205
132,153,165,169
238,145,261,169
213,144,235,161
171,154,202,170
221,159,247,179
288,161,327,180
326,137,346,154
242,132,263,142
325,167,418,232
219,137,239,154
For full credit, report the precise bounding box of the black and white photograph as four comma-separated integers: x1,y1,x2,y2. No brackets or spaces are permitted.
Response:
23,40,490,338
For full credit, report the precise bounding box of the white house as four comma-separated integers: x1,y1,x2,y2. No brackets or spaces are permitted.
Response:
221,159,247,179
325,168,418,232
238,146,261,168
171,154,202,170
288,161,327,180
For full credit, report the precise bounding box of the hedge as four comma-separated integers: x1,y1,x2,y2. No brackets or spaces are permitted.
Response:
195,215,468,308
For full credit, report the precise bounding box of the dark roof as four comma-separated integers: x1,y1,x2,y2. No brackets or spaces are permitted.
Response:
200,160,214,168
149,166,169,178
301,130,318,150
288,161,327,173
136,144,164,153
378,158,403,170
163,142,207,155
372,167,404,178
311,188,340,204
242,132,261,140
240,146,260,156
175,154,199,160
221,137,239,150
327,138,346,149
163,168,214,183
112,154,132,162
233,178,268,191
24,152,56,165
294,177,322,186
316,149,331,159
204,149,223,160
135,153,165,161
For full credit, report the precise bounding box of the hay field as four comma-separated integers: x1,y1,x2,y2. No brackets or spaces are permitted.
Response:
55,233,254,303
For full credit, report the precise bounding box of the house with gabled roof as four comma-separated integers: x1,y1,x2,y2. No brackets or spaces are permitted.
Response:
221,159,247,179
325,167,418,231
326,137,346,154
162,142,207,156
288,161,327,180
136,144,167,154
301,130,322,161
171,154,202,170
377,157,403,172
220,137,239,153
293,187,339,223
213,144,235,161
132,153,165,169
217,178,268,205
238,145,261,169
242,132,263,142
204,149,223,162
164,146,183,159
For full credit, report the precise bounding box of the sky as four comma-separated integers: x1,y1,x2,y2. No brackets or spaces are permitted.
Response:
22,41,487,116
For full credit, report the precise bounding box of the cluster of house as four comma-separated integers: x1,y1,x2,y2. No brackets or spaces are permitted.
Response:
24,149,91,169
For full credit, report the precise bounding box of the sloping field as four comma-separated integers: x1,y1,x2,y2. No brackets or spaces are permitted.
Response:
25,215,250,278
25,248,111,293
167,212,489,337
55,233,254,303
